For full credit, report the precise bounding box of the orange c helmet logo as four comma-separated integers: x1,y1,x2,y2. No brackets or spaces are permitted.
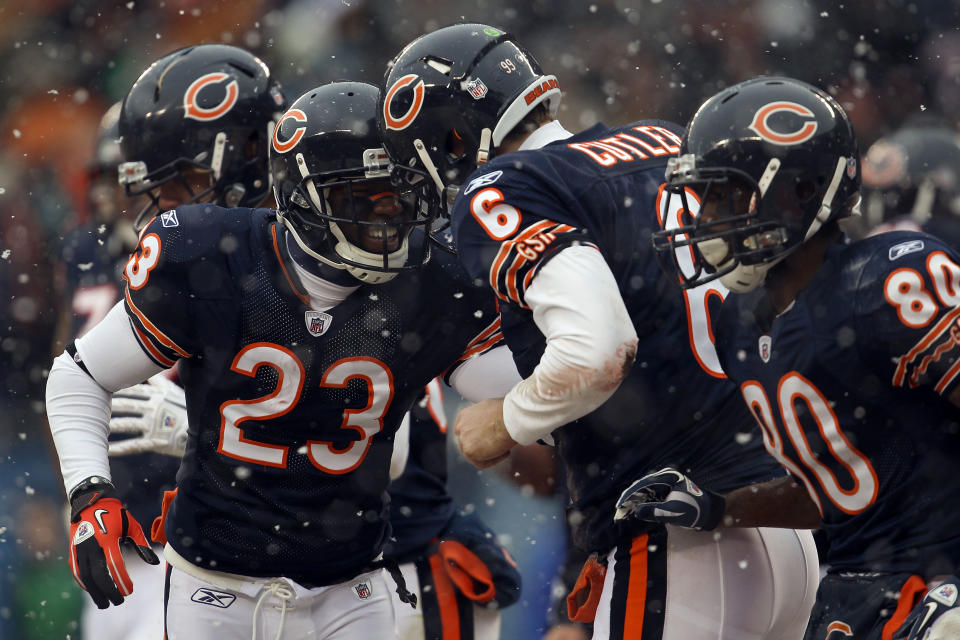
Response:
749,101,818,145
272,108,308,154
383,74,425,131
183,73,239,122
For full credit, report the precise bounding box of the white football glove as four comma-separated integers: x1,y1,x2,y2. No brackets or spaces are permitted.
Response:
108,373,187,457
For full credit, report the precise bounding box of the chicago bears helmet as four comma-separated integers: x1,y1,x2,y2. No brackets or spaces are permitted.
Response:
85,102,128,225
271,82,437,284
378,23,560,206
118,44,286,227
90,102,123,178
652,76,860,293
861,124,960,229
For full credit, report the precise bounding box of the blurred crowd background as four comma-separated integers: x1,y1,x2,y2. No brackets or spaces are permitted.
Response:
1,0,959,638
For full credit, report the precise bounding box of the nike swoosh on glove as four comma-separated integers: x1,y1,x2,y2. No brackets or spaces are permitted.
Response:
109,373,187,457
68,476,160,609
613,467,726,531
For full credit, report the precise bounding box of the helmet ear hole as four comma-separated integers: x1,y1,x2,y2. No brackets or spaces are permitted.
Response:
244,129,262,161
795,179,817,203
447,129,466,159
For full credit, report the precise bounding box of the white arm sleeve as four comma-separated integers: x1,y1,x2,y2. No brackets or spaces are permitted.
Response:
501,245,638,445
449,345,522,402
46,301,167,495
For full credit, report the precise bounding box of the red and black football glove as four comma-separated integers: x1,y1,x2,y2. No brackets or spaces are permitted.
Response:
68,476,159,609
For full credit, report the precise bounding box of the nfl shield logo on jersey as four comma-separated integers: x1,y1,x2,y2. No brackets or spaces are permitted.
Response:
353,581,372,600
758,335,772,363
305,311,332,337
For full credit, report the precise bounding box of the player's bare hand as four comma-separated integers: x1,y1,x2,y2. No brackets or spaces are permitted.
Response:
454,398,517,469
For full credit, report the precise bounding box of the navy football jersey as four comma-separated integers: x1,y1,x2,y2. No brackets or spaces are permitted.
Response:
452,121,781,552
385,381,455,563
715,231,960,576
122,205,501,585
60,223,179,527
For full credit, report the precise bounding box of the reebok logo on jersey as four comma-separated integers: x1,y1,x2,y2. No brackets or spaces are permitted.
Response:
888,239,924,261
190,588,236,608
463,170,503,196
161,210,179,228
305,311,333,337
353,581,372,600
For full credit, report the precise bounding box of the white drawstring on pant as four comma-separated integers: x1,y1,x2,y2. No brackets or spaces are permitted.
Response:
251,581,294,640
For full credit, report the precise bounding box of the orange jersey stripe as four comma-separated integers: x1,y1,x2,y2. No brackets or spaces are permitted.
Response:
464,317,502,350
270,225,310,306
881,575,927,640
134,326,178,368
454,332,504,366
936,356,960,395
125,289,192,358
488,219,556,303
893,305,960,386
623,534,650,637
504,223,574,304
429,553,461,640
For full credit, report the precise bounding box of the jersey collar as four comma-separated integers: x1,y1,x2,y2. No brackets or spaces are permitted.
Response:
519,120,575,151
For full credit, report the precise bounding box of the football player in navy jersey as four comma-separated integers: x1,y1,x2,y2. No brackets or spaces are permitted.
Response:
45,45,517,639
378,23,820,640
649,76,960,640
53,102,181,640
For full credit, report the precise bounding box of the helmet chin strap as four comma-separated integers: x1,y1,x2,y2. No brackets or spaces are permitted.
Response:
211,132,227,180
699,237,781,293
276,208,347,269
327,220,407,284
476,128,492,166
414,139,446,196
719,260,779,293
804,155,848,241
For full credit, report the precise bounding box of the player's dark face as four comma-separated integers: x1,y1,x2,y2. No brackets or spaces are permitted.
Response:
699,179,754,229
693,177,756,268
157,168,213,211
327,179,413,253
